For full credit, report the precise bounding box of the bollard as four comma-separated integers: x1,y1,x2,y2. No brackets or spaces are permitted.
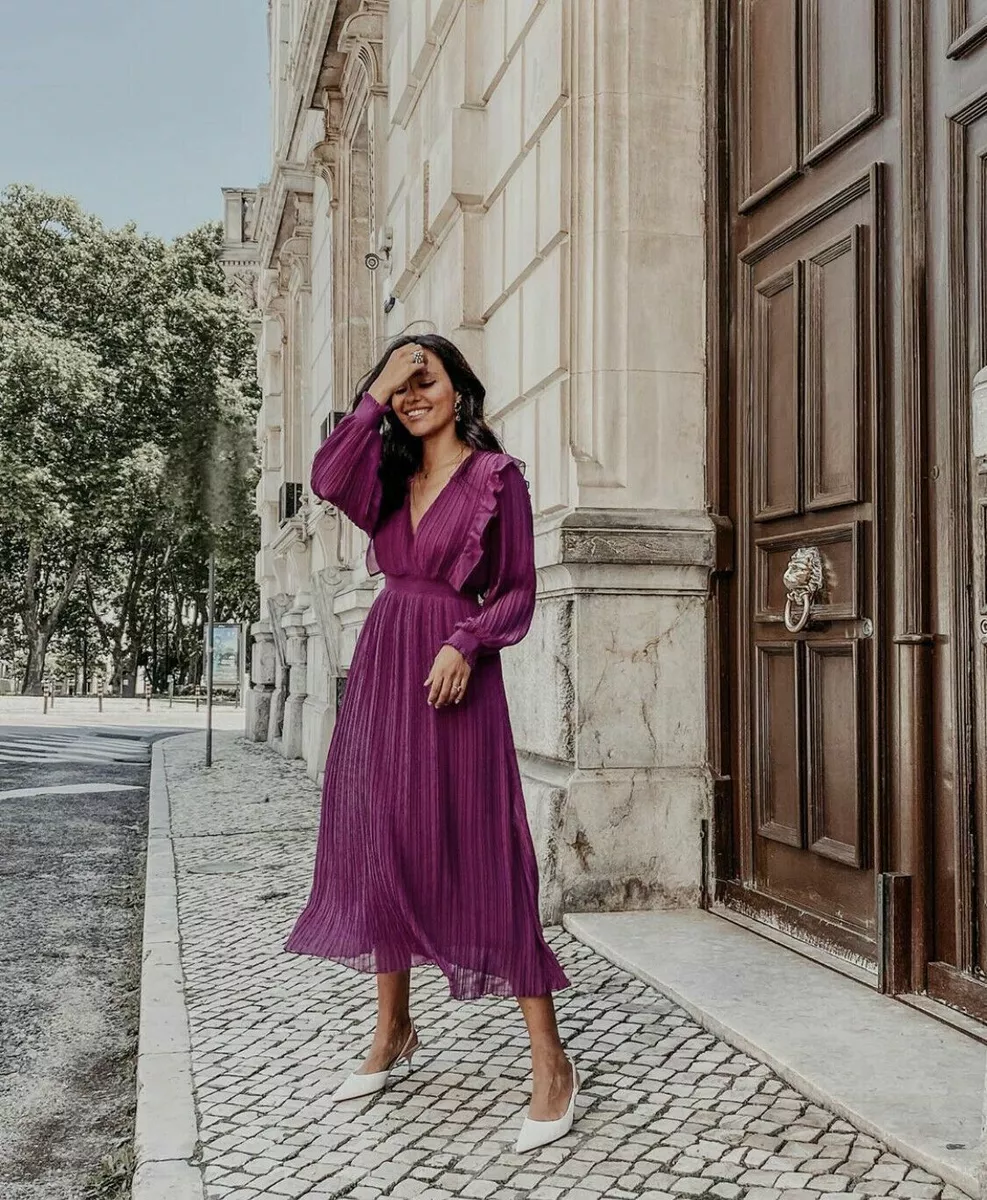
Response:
97,680,104,714
43,689,48,716
145,684,151,712
168,674,174,709
195,687,200,712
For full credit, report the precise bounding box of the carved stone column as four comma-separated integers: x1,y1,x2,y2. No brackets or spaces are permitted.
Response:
280,608,309,760
265,593,291,749
245,621,276,741
507,0,710,921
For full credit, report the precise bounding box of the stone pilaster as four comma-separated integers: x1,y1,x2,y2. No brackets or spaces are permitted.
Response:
245,621,276,742
280,609,309,760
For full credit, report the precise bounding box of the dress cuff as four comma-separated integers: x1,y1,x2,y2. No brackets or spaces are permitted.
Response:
353,391,387,425
443,629,482,669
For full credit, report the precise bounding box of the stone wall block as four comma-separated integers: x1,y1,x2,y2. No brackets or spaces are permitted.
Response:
503,150,538,290
484,53,523,198
251,630,276,687
505,596,576,763
534,380,570,515
478,0,507,100
522,0,567,148
426,106,485,241
557,770,709,911
481,190,505,315
537,108,568,256
520,242,566,395
482,288,522,414
626,92,704,238
626,0,704,101
625,232,705,375
575,591,706,771
519,773,568,923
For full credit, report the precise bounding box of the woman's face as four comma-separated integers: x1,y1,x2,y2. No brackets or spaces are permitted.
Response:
388,347,456,439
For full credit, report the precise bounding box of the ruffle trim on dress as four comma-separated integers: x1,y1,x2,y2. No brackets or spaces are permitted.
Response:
448,452,526,593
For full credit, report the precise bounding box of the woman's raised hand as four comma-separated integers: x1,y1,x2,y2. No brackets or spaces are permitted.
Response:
368,343,427,406
424,644,471,708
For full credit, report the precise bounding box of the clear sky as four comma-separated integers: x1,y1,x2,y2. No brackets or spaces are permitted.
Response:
0,0,270,239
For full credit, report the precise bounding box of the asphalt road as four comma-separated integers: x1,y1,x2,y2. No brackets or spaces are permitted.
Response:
0,725,175,1199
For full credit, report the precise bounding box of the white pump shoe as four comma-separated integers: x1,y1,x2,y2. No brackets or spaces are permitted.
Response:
328,1023,420,1103
514,1056,580,1153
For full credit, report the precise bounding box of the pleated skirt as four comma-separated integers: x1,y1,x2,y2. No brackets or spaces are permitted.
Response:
284,574,571,1001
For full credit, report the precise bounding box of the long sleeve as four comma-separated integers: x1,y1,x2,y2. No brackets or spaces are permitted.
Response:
442,462,536,669
310,391,386,534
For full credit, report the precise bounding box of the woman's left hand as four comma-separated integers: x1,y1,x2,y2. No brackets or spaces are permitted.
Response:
424,646,471,707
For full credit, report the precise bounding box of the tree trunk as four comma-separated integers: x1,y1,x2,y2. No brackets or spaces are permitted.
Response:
20,542,83,693
20,632,49,695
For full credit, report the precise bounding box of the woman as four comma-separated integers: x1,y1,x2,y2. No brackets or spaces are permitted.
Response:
283,334,579,1152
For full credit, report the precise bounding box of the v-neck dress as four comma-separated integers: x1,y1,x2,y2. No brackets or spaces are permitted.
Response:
283,391,571,1000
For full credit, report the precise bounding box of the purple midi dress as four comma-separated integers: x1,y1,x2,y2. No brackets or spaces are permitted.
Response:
283,391,571,1001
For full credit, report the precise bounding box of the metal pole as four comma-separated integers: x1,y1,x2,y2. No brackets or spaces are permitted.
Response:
205,551,216,767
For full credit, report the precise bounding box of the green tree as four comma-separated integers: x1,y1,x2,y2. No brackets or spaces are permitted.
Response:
0,185,259,693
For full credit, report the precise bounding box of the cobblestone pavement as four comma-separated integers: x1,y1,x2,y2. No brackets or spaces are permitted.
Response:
163,732,961,1200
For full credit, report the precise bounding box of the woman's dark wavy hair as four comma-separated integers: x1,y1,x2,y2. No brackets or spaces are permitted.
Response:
350,332,508,520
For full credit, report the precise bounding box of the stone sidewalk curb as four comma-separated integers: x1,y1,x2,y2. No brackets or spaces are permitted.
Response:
132,738,204,1200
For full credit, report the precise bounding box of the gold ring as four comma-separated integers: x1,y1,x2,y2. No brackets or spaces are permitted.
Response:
411,348,425,364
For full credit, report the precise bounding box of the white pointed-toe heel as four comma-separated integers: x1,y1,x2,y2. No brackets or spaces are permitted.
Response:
329,1023,420,1103
514,1056,579,1153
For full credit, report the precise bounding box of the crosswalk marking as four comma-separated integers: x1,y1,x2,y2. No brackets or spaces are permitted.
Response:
0,731,149,766
0,783,143,799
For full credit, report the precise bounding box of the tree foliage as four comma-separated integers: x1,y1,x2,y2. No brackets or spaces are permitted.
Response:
0,184,260,693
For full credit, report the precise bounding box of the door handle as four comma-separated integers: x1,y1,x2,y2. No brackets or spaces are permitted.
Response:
783,546,824,633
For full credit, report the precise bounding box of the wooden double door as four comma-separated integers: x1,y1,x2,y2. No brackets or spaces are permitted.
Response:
714,0,987,1017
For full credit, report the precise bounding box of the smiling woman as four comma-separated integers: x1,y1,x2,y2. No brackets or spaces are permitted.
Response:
284,333,581,1151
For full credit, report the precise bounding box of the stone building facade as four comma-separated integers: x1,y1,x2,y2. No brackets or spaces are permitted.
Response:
228,0,710,927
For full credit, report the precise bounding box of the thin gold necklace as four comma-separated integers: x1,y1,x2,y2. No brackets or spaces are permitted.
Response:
417,445,468,481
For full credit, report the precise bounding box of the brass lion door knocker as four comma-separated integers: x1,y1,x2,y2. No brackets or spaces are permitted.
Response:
783,546,824,633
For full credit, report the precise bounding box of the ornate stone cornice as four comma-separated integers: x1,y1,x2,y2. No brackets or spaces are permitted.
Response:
550,508,718,570
274,0,346,162
339,0,387,82
255,164,316,270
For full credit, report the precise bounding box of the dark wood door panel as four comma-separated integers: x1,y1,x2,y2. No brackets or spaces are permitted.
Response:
728,0,889,967
739,0,883,210
754,641,803,847
740,0,800,210
806,640,868,867
805,226,867,509
803,0,881,165
752,265,801,519
928,0,987,1001
947,0,987,59
719,0,987,1008
755,524,863,625
755,836,876,935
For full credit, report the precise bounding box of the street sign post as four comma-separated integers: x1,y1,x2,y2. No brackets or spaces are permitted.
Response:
205,551,215,767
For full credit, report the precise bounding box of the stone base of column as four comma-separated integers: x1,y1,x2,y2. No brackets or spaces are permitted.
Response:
267,687,286,750
281,693,306,760
302,695,334,782
509,508,717,922
245,685,273,741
